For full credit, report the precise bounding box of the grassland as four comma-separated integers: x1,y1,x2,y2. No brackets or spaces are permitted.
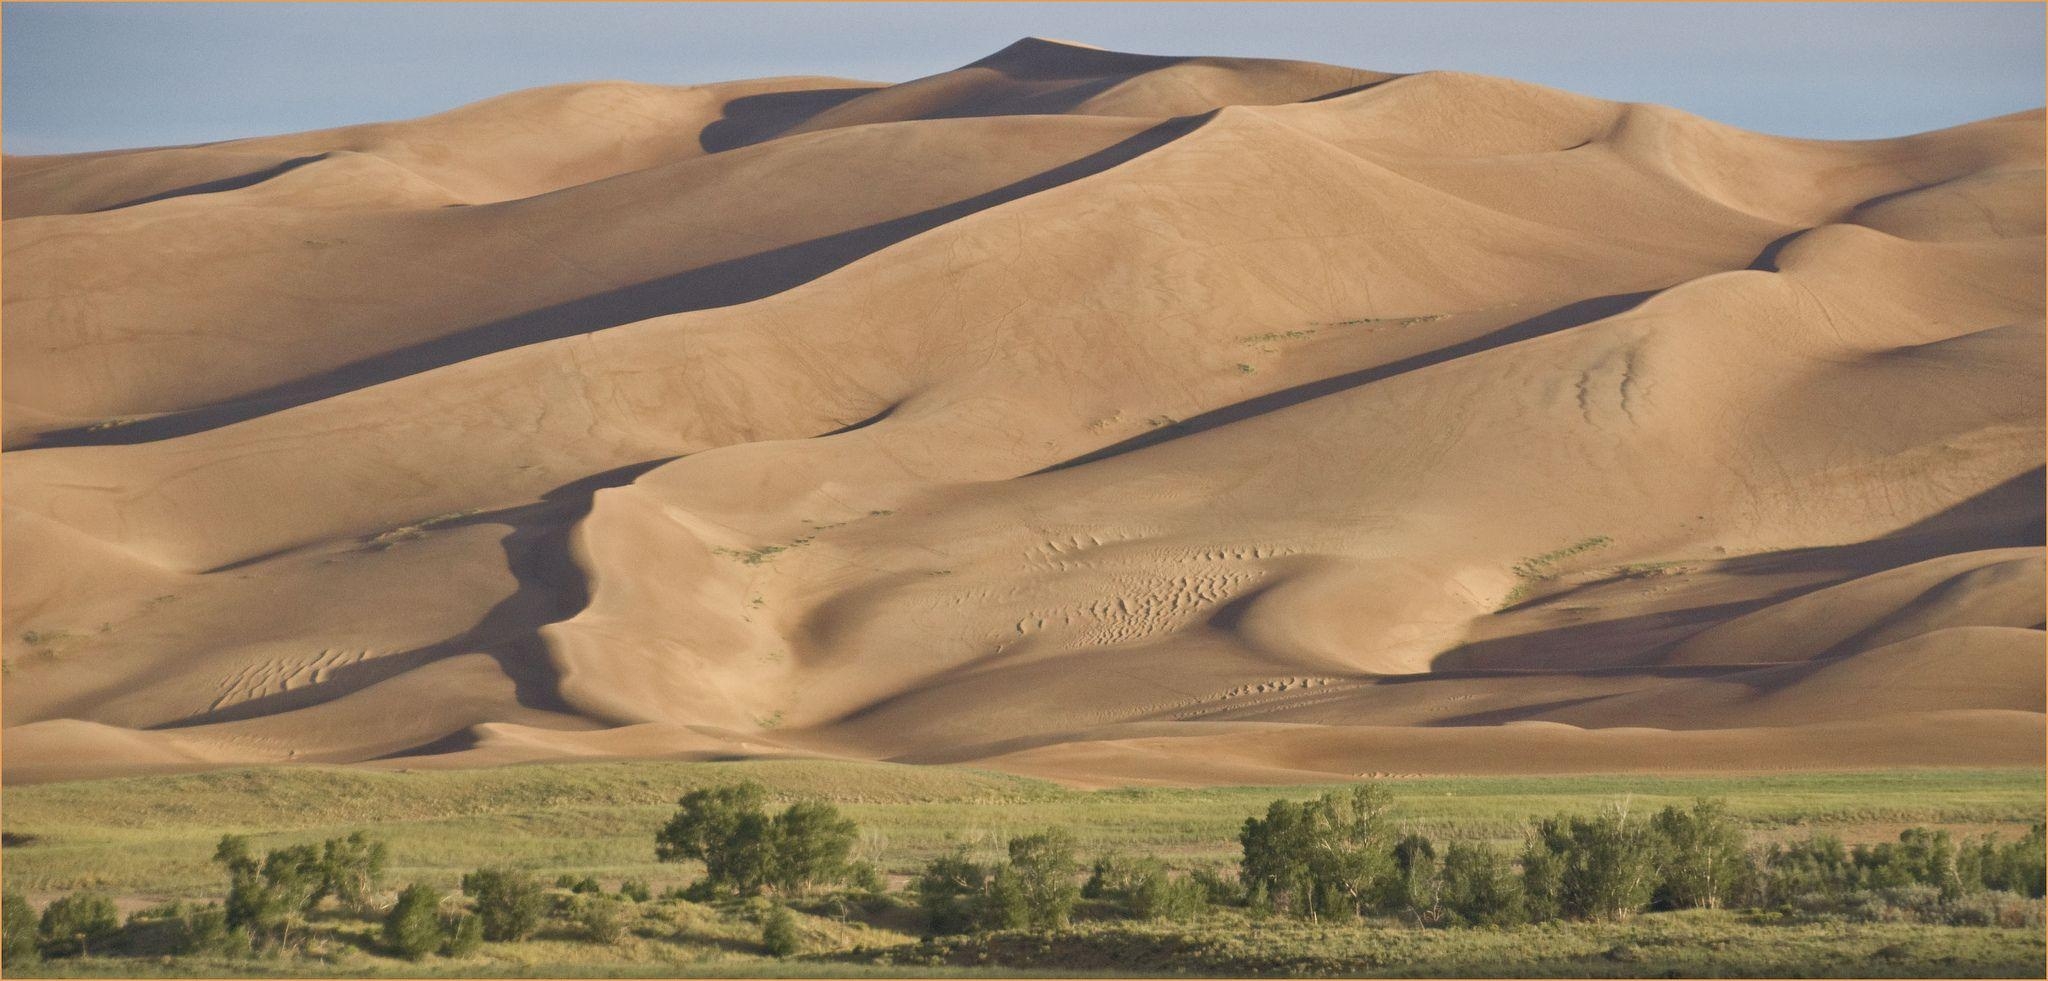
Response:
3,761,2043,977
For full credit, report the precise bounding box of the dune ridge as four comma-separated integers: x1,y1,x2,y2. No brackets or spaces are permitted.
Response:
3,40,2042,785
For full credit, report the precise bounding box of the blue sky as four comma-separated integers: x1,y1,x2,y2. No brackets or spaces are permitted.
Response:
5,2,2043,154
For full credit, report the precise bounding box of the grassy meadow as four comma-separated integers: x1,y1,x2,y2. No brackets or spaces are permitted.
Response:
2,761,2043,977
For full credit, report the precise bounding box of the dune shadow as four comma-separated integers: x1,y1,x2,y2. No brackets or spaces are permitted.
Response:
699,86,880,153
1028,289,1659,476
151,458,675,731
37,113,1212,450
87,154,331,212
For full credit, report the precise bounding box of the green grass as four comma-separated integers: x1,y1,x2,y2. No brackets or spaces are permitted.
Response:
5,762,2040,898
3,762,2042,976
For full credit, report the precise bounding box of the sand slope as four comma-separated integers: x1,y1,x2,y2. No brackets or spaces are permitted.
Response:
3,41,2042,785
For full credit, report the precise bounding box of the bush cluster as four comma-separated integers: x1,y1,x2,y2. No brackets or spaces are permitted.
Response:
6,784,2042,967
914,829,1083,934
654,781,870,898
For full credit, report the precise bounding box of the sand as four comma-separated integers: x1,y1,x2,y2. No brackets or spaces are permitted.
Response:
3,39,2042,786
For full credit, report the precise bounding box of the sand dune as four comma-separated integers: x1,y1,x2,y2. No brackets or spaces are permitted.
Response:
3,40,2042,785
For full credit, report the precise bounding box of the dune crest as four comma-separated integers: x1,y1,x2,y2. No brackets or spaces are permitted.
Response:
3,42,2042,785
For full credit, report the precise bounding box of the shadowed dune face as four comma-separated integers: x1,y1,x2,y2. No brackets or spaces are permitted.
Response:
3,40,2042,786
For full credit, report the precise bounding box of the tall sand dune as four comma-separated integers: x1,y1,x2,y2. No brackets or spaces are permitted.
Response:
3,40,2042,784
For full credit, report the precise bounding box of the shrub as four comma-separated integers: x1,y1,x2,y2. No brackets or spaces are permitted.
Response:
1522,804,1658,921
619,878,652,903
1384,833,1445,925
1239,784,1396,921
1650,798,1751,910
761,904,799,957
1082,854,1149,900
912,851,988,935
461,867,546,941
1190,867,1244,906
383,884,445,960
170,903,244,957
1131,867,1208,923
1759,833,1857,908
1960,824,2046,898
442,913,484,957
575,895,630,944
1440,842,1525,927
319,831,389,913
769,800,860,892
570,876,603,895
1004,829,1081,930
38,891,119,958
3,893,39,966
1856,828,1961,898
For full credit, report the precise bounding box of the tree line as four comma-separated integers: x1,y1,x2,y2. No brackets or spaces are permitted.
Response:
4,781,2043,966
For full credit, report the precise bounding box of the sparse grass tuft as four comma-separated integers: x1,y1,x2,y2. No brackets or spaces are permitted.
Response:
1501,536,1615,607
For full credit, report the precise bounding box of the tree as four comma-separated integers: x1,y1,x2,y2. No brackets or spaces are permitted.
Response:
761,904,800,957
768,800,860,892
656,783,776,893
654,782,862,897
1439,842,1525,927
1649,799,1750,910
1384,833,1445,926
3,893,39,966
383,884,445,960
1522,804,1658,921
320,832,389,912
1004,829,1081,930
37,892,118,958
1240,785,1397,920
461,867,546,941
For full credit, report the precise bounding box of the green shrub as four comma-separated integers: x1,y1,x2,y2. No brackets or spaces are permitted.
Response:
912,851,988,935
442,913,484,957
1240,784,1396,921
1856,828,1961,898
1004,829,1081,930
1190,867,1243,906
383,883,445,960
1650,798,1752,910
770,800,860,892
1959,824,2046,898
654,782,861,896
555,874,579,888
38,891,118,958
570,876,603,895
575,895,630,944
1759,833,1857,908
1082,853,1149,899
3,893,39,966
319,831,388,912
1522,805,1658,921
1131,867,1208,923
619,878,652,903
170,903,243,957
1440,842,1525,927
761,904,799,957
461,867,546,941
1383,833,1445,925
